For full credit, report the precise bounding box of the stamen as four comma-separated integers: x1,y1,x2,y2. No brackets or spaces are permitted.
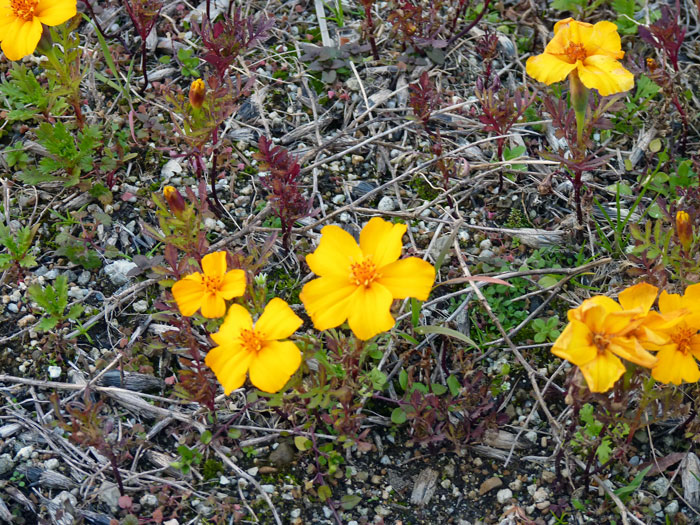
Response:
564,42,587,63
349,258,380,287
671,328,695,354
10,0,37,20
203,275,222,292
240,329,263,353
592,333,609,354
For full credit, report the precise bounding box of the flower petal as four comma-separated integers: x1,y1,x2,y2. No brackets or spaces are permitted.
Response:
35,0,76,26
376,257,435,301
652,346,700,385
586,20,624,59
659,291,683,314
359,217,405,268
200,292,226,318
346,283,395,340
219,269,246,299
618,282,658,313
580,351,626,393
607,337,657,368
578,55,634,96
526,52,577,86
201,251,227,278
171,274,204,316
551,320,597,366
2,16,42,60
299,276,357,332
255,298,303,340
211,304,253,346
248,340,301,393
205,343,252,395
306,225,362,278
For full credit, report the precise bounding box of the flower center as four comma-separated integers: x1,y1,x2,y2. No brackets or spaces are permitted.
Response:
671,327,696,355
203,274,222,292
564,42,588,63
10,0,37,20
592,333,610,355
349,258,379,287
240,329,264,353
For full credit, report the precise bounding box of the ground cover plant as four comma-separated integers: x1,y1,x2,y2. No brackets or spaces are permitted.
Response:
0,0,699,523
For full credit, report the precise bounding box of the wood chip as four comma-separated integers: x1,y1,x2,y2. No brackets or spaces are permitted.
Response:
410,467,438,506
479,476,503,495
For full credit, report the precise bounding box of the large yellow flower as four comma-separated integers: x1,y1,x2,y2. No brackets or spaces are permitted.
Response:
205,298,303,394
648,284,700,385
526,18,634,96
299,217,435,340
171,251,246,318
0,0,76,61
552,295,657,393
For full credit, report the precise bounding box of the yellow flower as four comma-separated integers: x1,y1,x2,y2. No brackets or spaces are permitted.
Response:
649,284,700,385
676,210,692,251
617,282,673,348
205,298,303,394
552,295,657,393
299,217,435,340
163,185,186,216
171,251,246,318
0,0,76,61
526,18,634,96
189,78,205,109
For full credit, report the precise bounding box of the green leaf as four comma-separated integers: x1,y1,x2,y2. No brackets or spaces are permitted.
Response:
391,407,407,425
398,369,408,391
340,494,362,510
317,484,332,501
614,465,651,502
37,317,59,331
415,325,479,349
431,383,447,396
294,436,312,451
446,375,461,397
200,430,212,445
611,0,634,16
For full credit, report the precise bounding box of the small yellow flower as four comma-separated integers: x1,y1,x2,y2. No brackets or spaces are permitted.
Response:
206,298,303,394
171,251,246,318
163,185,185,216
299,217,435,340
649,284,700,385
189,78,206,109
0,0,76,61
526,18,634,97
552,295,657,393
676,210,692,251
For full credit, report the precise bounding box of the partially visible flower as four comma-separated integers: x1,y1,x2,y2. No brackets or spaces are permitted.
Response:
205,298,302,393
163,185,185,216
526,18,634,97
552,295,657,393
0,0,76,61
189,78,206,109
300,217,435,340
676,210,692,251
649,284,700,385
617,282,672,348
172,251,246,318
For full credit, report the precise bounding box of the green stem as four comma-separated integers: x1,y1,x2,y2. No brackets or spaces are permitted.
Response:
569,70,589,150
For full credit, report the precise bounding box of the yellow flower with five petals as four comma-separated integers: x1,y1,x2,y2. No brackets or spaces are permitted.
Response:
551,295,657,393
205,298,303,394
299,217,435,340
0,0,76,61
526,18,634,97
171,251,246,318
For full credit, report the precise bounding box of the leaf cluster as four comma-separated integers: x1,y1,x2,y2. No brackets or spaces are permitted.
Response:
300,42,371,84
0,221,38,272
27,275,84,331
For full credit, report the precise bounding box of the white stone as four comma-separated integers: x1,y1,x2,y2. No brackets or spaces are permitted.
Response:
133,300,149,313
104,260,138,286
377,196,396,212
48,366,62,379
496,488,513,504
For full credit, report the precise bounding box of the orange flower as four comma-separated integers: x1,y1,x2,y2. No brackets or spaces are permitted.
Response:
676,210,692,251
171,251,246,318
551,295,656,393
163,185,185,216
206,298,302,394
526,18,634,97
299,217,435,340
0,0,76,60
189,78,205,109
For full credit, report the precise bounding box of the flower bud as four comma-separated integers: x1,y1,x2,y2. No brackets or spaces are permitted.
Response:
188,79,206,109
163,185,186,217
676,210,692,251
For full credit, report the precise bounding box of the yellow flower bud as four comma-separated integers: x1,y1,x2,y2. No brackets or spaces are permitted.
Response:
163,185,186,216
676,210,692,251
188,79,206,109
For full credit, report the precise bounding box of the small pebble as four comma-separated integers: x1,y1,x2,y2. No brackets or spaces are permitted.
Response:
496,488,513,504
